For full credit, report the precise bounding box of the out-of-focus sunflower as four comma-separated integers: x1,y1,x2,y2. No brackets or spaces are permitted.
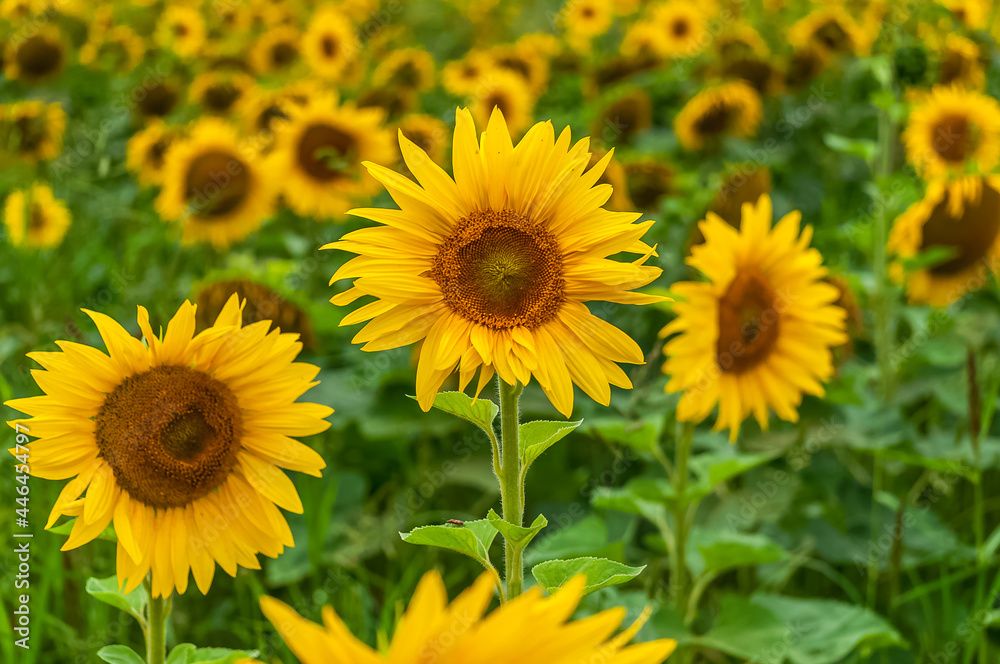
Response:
0,100,65,162
709,166,772,228
889,176,1000,306
135,80,181,120
674,81,763,150
5,26,65,82
157,118,276,246
662,195,847,441
3,183,71,248
649,1,709,58
591,89,652,146
154,5,206,59
562,0,614,51
0,0,36,21
372,47,436,92
268,93,394,220
621,20,668,60
443,51,493,96
239,87,294,146
942,0,990,29
79,25,146,73
250,26,301,75
397,113,450,166
716,26,780,95
624,159,673,211
789,7,870,57
302,4,356,81
126,121,183,187
784,43,829,88
5,296,331,598
938,35,985,89
189,71,257,116
257,572,676,664
327,108,665,416
470,69,537,137
195,278,316,349
488,43,550,95
357,87,417,122
518,32,562,58
589,149,633,211
903,86,1000,179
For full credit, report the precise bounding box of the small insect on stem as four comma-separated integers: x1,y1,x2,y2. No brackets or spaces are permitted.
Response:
445,519,464,526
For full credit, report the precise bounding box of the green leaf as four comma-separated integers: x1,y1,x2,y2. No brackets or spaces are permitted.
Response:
687,452,778,503
532,557,645,595
166,644,255,664
824,133,876,161
414,391,498,437
695,531,787,577
97,646,145,664
524,515,614,566
591,480,670,526
86,576,148,623
750,594,905,663
520,419,582,472
588,418,660,452
693,595,789,659
400,518,499,571
487,509,547,551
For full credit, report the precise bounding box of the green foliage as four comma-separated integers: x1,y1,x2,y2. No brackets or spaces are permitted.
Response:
531,557,646,596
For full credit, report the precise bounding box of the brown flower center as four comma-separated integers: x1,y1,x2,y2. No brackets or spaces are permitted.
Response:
693,103,735,137
920,183,1000,276
672,19,690,38
814,20,849,52
940,51,972,86
297,123,357,181
95,365,242,509
184,150,251,218
431,209,565,330
932,114,978,164
321,35,338,58
270,42,298,68
16,34,62,79
716,268,781,373
138,83,178,118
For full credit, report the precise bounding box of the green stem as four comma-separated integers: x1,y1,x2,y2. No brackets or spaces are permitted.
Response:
671,422,694,615
498,378,524,599
144,580,170,664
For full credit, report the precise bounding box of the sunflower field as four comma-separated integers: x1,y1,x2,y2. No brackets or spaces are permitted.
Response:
4,0,1000,662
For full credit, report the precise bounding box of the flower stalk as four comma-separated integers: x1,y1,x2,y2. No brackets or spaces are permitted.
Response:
498,378,525,599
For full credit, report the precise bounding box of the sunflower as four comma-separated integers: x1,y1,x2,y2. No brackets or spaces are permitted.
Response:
888,176,1000,306
620,21,668,60
784,44,829,89
79,25,146,73
126,121,183,187
488,43,550,96
942,0,990,29
470,70,537,137
938,35,985,89
708,166,772,228
591,89,652,146
302,4,356,81
661,195,848,441
135,80,181,120
258,571,676,664
443,51,494,96
327,108,664,416
562,0,614,51
156,118,276,247
649,1,709,58
674,81,763,151
357,87,417,122
3,183,71,248
397,113,450,166
268,93,394,220
195,279,316,349
590,149,634,211
154,5,206,59
189,71,257,116
0,100,65,162
250,26,301,75
624,159,673,211
716,26,780,95
372,47,436,92
5,296,331,598
5,26,65,82
903,86,1000,179
517,32,562,58
788,7,870,57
